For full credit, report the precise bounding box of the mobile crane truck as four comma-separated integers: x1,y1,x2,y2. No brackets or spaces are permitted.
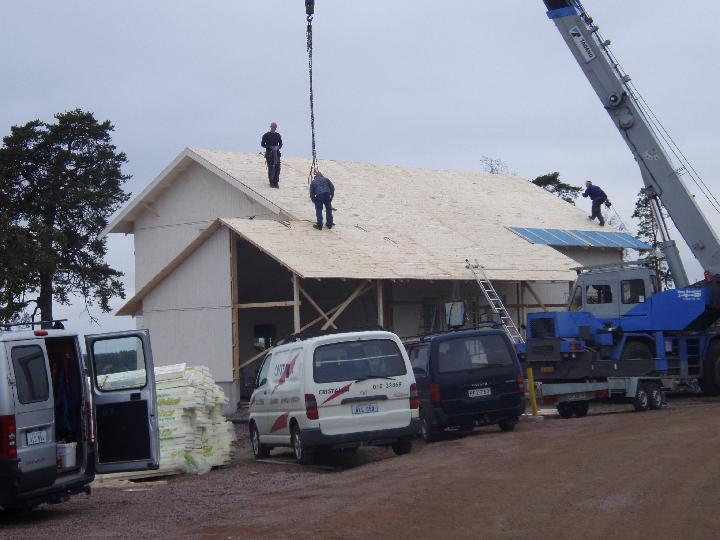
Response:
518,0,720,417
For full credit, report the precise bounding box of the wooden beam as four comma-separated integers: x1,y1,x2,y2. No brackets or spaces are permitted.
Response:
293,273,301,333
322,280,372,330
522,282,549,312
234,301,299,309
237,282,375,372
230,233,240,380
297,283,338,330
377,280,384,328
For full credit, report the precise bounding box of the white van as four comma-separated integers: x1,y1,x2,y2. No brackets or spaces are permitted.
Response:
249,330,420,463
0,324,160,512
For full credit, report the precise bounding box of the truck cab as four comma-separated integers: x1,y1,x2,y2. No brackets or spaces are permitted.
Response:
0,326,160,512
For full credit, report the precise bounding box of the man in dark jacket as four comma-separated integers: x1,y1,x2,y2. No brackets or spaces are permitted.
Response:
582,180,608,226
310,173,335,230
261,122,283,188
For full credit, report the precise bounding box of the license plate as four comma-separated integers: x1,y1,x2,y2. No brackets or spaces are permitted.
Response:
351,403,379,415
26,430,47,446
468,388,491,398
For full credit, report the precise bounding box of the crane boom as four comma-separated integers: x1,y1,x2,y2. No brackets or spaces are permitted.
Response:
542,0,720,287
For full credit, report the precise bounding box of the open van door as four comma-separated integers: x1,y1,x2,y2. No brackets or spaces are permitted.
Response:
85,330,160,474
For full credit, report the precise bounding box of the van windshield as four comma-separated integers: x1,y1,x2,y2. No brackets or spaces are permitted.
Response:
437,335,514,373
314,339,407,383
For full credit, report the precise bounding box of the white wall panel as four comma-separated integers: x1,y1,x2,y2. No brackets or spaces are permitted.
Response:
134,162,271,289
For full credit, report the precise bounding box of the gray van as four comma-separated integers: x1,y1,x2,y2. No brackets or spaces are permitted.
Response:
0,325,160,512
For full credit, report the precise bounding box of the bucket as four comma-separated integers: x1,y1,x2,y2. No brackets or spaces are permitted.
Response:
57,442,77,470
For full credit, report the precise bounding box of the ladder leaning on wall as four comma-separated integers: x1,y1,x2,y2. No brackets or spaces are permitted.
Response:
465,259,525,345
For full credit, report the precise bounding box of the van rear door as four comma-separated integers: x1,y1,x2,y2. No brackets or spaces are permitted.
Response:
313,338,412,436
434,333,522,415
85,330,160,474
6,340,57,491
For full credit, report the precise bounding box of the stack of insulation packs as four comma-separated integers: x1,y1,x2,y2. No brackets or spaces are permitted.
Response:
98,363,235,479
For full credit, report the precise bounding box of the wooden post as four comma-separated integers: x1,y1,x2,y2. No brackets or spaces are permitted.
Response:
230,233,240,380
322,280,371,330
523,281,549,312
293,273,301,333
377,280,384,328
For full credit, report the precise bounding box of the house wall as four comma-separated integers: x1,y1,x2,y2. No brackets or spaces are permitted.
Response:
139,227,234,388
133,162,272,290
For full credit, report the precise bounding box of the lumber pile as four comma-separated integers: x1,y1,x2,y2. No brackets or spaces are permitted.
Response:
98,363,235,480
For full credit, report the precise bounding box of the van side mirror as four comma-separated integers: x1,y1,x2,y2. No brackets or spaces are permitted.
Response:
413,367,427,378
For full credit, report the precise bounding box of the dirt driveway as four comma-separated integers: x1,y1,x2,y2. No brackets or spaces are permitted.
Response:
3,397,720,539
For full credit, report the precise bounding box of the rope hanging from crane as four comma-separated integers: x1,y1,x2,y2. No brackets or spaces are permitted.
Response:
305,0,319,183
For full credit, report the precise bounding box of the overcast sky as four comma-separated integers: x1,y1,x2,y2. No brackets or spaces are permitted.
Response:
1,0,718,338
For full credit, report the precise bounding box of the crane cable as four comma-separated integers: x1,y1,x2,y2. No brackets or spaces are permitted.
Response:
305,0,319,183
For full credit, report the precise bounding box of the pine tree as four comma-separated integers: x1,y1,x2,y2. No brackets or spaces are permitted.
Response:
0,109,130,325
631,188,673,288
531,172,582,205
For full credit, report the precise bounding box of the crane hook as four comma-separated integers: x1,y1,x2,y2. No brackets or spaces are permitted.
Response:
305,0,315,17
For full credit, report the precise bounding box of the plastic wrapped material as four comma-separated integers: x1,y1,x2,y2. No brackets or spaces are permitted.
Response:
97,364,235,480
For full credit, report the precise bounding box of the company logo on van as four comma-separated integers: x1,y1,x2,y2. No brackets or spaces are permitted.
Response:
320,382,353,405
272,353,300,393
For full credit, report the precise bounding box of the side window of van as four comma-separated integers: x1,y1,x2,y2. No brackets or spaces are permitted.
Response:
12,346,50,404
256,354,272,388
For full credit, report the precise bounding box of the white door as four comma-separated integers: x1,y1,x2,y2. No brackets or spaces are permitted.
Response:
85,330,160,474
251,353,273,436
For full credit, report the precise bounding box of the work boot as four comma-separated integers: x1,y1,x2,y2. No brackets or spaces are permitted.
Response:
599,220,605,227
326,223,333,229
313,223,322,230
587,215,594,220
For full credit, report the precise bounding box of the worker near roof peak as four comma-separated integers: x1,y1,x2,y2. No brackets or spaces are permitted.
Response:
310,172,335,230
583,180,610,227
261,122,283,188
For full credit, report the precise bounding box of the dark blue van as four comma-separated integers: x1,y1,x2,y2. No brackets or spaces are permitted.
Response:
404,329,526,441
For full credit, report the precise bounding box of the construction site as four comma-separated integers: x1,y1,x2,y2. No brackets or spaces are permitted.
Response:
2,0,720,538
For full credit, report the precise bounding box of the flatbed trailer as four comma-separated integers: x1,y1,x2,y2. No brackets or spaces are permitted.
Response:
536,376,670,418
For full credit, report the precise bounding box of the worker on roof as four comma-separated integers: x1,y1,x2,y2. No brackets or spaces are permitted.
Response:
582,180,609,227
310,173,335,230
261,122,283,188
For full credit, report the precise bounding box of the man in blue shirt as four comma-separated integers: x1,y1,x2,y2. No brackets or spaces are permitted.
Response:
582,180,608,226
309,173,335,230
261,122,283,188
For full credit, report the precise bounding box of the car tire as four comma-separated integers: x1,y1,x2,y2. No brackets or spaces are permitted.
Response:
291,424,315,465
648,384,664,410
633,385,650,412
250,423,270,459
392,437,413,456
418,414,437,443
572,400,590,418
498,418,517,432
557,402,574,419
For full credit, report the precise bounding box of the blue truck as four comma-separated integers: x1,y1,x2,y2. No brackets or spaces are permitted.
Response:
516,1,720,415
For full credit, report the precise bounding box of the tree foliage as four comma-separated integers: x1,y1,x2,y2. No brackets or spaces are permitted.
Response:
631,188,673,288
0,109,130,324
531,172,582,205
480,156,511,175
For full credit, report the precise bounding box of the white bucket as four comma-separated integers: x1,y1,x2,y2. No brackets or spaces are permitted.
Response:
57,442,77,470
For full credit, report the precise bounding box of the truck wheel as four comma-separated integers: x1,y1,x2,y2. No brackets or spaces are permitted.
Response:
633,385,650,412
572,400,590,418
392,437,413,456
621,341,653,361
250,423,270,459
291,424,315,465
557,402,574,419
700,341,720,396
648,384,664,410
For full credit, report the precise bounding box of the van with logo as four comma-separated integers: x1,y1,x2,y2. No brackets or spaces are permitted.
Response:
404,328,526,441
249,330,420,463
0,324,160,512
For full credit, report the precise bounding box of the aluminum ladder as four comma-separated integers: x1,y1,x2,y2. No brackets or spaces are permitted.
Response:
465,259,525,344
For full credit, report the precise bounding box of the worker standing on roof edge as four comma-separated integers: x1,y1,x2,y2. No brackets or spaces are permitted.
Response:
310,172,335,230
261,122,283,188
582,180,610,227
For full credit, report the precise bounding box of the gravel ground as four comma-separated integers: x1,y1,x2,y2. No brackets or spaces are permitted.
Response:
3,395,720,539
